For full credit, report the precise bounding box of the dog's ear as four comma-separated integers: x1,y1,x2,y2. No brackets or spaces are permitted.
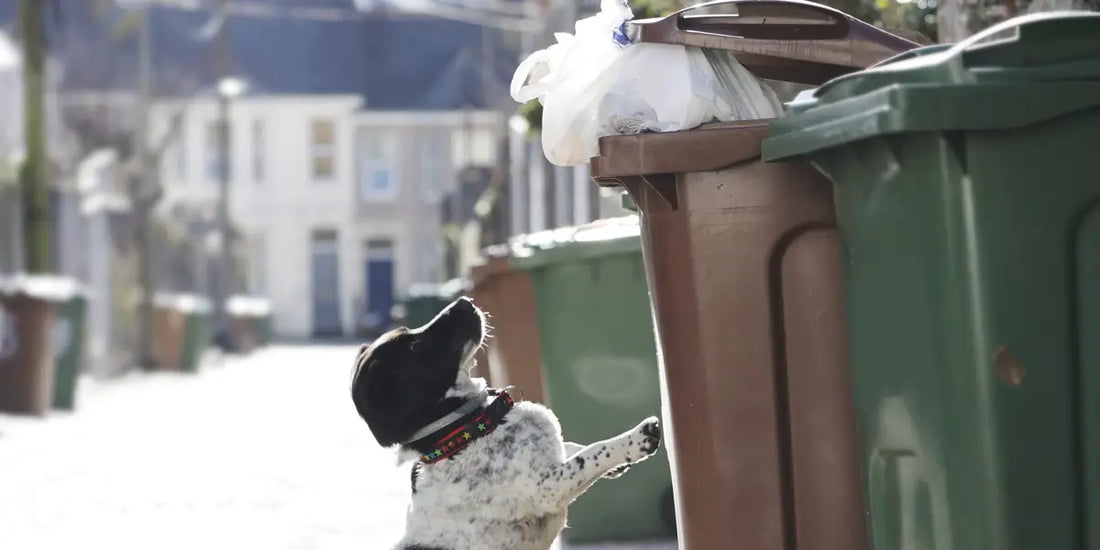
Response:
355,361,417,417
351,348,438,447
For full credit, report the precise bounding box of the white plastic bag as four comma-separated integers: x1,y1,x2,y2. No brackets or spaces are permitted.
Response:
511,0,785,167
704,49,785,122
510,0,635,166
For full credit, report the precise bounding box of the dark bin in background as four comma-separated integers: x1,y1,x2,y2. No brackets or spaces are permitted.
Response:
763,12,1100,549
52,286,88,410
512,216,676,544
0,275,78,415
226,295,272,354
589,2,921,548
402,284,453,329
468,248,545,402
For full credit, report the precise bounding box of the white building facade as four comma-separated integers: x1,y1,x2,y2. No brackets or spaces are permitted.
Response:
153,96,501,339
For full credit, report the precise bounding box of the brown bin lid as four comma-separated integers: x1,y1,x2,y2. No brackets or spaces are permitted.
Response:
592,120,770,182
631,0,926,84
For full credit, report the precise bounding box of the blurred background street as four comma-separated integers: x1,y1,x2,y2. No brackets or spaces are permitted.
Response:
0,345,411,549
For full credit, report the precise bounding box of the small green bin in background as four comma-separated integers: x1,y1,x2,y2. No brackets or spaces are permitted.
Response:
178,295,212,374
763,12,1100,550
402,278,469,329
256,311,274,346
512,215,675,544
52,286,87,410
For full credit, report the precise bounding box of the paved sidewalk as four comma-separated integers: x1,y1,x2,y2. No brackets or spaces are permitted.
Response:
0,345,676,550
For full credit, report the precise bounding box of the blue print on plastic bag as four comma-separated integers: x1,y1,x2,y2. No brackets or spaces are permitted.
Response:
612,21,632,46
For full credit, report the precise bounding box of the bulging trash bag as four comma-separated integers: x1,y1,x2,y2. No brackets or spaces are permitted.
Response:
511,0,784,166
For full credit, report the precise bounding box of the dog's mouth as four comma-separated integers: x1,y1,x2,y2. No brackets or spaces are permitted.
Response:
460,339,480,372
422,296,486,371
458,307,487,372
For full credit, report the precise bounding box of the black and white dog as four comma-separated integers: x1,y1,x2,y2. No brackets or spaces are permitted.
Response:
350,297,662,550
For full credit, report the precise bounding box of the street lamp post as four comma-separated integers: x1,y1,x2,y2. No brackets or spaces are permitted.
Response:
213,76,246,350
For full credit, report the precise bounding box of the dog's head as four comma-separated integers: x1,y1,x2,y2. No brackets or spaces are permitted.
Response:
350,296,487,448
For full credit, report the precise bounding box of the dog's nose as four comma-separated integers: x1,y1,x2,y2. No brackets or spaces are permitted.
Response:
451,296,475,311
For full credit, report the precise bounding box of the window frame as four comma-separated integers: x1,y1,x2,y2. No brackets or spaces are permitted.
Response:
310,118,338,182
357,128,400,202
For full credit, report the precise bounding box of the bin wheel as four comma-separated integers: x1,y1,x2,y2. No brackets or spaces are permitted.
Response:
660,485,677,535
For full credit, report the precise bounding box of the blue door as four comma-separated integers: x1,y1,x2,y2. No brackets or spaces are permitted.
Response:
311,230,343,337
363,239,395,336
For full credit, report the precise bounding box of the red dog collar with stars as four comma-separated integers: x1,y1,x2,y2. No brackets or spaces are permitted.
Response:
418,388,516,464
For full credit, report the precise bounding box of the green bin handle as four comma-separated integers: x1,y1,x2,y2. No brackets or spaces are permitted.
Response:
948,10,1100,72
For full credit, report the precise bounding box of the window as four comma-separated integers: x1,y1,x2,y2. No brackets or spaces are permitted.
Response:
205,119,231,183
357,128,399,201
419,130,449,204
252,119,265,184
451,127,496,167
311,119,337,180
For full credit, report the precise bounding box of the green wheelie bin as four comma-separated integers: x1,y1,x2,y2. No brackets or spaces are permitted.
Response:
762,12,1100,550
512,216,676,544
52,285,88,410
178,295,212,374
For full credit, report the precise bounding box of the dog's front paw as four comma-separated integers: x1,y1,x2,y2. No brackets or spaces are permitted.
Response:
633,416,662,458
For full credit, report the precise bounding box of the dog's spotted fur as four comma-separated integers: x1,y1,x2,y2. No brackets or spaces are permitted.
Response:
351,297,662,550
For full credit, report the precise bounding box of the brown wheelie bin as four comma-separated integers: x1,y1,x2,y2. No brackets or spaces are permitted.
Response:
468,247,546,403
589,2,923,549
0,275,77,415
153,294,187,371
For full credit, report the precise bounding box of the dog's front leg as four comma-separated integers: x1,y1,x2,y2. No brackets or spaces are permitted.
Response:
537,417,661,510
563,441,585,457
564,441,630,479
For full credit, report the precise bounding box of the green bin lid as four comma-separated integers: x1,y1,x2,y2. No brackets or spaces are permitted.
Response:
407,278,470,299
176,294,213,314
510,215,641,271
762,11,1100,162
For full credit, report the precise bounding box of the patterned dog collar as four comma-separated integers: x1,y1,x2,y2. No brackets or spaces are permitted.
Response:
416,388,516,464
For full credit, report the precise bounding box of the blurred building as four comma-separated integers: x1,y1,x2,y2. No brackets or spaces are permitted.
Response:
133,6,514,339
152,96,502,339
504,0,624,240
0,0,636,343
